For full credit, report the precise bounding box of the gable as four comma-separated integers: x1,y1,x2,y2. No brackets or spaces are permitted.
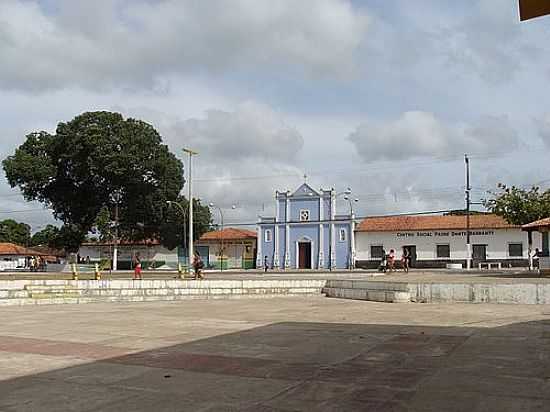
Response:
290,183,319,198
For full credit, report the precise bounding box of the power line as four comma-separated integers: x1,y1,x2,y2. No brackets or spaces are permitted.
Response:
192,148,548,184
220,209,462,227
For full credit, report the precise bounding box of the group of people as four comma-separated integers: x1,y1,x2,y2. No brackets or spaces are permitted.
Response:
27,256,47,272
130,251,205,280
379,247,412,273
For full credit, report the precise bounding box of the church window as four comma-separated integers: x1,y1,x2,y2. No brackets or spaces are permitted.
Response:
265,229,272,242
339,228,347,242
300,209,310,222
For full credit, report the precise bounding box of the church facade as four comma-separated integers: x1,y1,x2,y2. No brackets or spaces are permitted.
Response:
257,183,354,270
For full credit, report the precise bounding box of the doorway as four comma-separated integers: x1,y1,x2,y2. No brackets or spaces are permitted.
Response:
472,244,487,262
403,245,417,267
298,242,312,269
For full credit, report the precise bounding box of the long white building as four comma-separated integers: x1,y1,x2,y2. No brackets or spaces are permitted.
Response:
355,214,541,269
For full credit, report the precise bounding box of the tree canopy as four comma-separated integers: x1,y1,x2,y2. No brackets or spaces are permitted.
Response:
483,184,550,225
3,111,188,251
29,224,60,247
160,197,212,250
0,219,31,245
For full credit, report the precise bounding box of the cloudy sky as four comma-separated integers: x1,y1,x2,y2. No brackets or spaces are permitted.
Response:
1,0,550,230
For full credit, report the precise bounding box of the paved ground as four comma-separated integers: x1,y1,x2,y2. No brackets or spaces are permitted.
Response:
1,298,550,411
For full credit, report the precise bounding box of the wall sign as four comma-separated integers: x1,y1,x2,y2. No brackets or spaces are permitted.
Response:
396,230,495,238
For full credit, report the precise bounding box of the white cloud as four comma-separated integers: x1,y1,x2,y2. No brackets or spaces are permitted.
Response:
0,0,368,92
348,111,519,163
166,101,304,162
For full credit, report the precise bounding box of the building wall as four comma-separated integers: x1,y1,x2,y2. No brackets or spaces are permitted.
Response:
260,224,276,267
199,241,256,269
78,244,178,267
287,224,320,268
334,222,351,268
277,199,286,222
355,228,542,268
289,198,320,222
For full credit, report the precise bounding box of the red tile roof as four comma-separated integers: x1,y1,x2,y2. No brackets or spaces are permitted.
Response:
0,243,48,256
199,228,257,241
522,217,550,230
81,239,161,247
356,214,516,232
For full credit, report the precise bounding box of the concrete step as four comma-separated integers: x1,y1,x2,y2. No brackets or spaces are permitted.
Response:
29,292,82,299
323,280,411,303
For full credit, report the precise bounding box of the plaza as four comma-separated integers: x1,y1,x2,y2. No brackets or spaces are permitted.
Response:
1,296,550,411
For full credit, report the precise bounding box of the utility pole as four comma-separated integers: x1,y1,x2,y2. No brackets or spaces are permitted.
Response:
209,203,236,271
183,148,198,271
465,154,472,270
112,191,122,272
113,202,118,271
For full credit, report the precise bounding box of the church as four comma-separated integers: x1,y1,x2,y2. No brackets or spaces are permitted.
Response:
257,183,354,270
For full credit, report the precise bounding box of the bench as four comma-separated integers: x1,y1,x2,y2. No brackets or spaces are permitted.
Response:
478,262,502,270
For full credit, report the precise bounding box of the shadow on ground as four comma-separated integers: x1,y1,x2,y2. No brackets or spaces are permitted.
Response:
1,320,550,411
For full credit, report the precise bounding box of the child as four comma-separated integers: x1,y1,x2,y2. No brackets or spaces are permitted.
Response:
388,249,395,272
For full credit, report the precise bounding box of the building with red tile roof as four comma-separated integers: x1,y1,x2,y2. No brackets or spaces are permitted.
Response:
197,227,257,270
357,214,516,232
355,214,539,269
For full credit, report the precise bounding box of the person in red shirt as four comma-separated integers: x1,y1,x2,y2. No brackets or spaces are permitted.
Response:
133,252,142,280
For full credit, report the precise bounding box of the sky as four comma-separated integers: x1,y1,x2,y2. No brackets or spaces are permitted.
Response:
1,0,550,230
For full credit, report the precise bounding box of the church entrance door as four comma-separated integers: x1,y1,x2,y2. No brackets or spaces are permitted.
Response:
298,242,312,269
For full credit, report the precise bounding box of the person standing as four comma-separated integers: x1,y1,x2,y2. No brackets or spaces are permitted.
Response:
264,255,269,273
193,252,204,280
133,252,142,280
379,248,387,272
533,248,542,269
401,247,410,273
388,249,396,272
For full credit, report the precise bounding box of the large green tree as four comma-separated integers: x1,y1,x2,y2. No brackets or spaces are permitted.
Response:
3,111,185,251
483,183,550,225
29,224,60,247
0,219,31,245
160,197,212,250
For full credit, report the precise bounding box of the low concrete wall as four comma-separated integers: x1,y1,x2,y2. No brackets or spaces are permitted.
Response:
0,279,327,306
410,282,550,304
323,280,411,303
324,279,550,304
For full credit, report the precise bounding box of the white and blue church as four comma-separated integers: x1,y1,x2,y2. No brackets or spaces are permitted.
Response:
257,183,355,270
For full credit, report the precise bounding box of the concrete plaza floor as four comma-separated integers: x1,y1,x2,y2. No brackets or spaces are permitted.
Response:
1,298,550,411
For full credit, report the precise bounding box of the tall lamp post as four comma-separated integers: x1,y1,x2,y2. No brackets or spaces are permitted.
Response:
329,188,352,270
166,200,187,274
183,148,198,273
343,195,359,270
209,203,236,271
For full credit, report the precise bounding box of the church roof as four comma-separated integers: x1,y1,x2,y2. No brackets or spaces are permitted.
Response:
290,183,320,198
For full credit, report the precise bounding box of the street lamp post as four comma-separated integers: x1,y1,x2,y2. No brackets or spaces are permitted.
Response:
343,195,359,270
183,148,198,273
329,188,352,271
209,203,236,271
